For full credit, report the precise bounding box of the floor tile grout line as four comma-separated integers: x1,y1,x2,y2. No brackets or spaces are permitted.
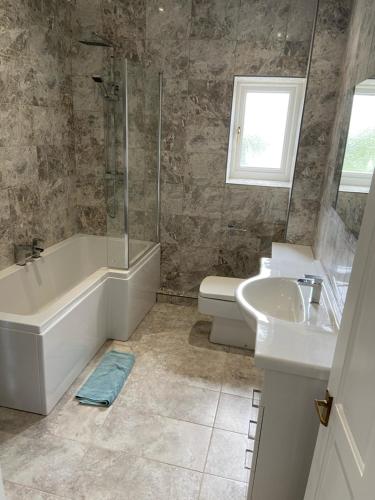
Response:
108,402,221,430
197,385,221,498
2,391,256,437
7,415,212,476
4,480,72,499
219,392,252,400
1,428,89,448
110,407,219,430
15,395,238,443
2,388,256,440
202,470,251,485
8,405,249,452
202,471,249,485
104,447,207,476
118,377,225,397
211,424,249,437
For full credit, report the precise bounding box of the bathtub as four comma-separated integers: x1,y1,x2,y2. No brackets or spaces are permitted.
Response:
0,234,160,415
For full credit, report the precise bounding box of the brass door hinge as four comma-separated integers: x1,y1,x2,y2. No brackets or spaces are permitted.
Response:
314,390,333,427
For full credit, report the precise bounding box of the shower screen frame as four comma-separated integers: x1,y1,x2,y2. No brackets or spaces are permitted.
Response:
122,58,130,270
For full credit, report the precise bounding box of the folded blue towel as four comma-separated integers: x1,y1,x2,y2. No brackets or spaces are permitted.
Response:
75,351,135,407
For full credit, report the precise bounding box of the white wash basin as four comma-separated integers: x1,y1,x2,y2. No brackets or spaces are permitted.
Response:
235,271,339,380
237,277,305,323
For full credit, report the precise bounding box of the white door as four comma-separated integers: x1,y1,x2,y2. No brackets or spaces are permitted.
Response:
305,182,375,500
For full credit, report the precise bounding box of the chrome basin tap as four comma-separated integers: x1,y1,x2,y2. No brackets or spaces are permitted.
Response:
297,274,324,304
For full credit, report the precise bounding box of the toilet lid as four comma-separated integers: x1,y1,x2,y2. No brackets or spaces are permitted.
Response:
199,276,245,302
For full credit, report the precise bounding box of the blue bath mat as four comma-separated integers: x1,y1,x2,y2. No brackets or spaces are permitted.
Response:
75,351,135,407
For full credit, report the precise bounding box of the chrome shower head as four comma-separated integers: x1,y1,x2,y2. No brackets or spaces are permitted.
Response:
91,75,112,99
78,32,112,47
92,75,104,83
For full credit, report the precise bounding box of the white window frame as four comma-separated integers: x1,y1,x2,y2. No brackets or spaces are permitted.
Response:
226,76,306,188
339,79,375,194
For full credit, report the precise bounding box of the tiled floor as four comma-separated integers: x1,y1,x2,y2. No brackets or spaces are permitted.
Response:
0,303,263,499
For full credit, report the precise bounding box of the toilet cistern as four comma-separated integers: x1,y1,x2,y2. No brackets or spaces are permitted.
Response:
297,274,323,304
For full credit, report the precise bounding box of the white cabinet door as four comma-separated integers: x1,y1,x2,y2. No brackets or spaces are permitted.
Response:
305,182,375,499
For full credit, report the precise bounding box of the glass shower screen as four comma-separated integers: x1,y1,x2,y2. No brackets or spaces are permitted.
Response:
106,58,161,269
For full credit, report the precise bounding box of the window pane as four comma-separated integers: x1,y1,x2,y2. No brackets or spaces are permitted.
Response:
240,91,290,170
343,93,375,175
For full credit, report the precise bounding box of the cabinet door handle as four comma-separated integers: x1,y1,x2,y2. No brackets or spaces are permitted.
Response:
244,448,253,470
248,419,257,440
252,389,262,408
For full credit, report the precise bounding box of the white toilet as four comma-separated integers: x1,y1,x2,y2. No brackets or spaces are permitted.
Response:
198,276,256,350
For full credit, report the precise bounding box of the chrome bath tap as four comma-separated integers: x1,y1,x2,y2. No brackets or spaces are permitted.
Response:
14,244,33,266
32,238,44,258
297,274,323,304
14,238,44,266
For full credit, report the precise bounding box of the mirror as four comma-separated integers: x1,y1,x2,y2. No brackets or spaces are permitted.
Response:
332,78,375,238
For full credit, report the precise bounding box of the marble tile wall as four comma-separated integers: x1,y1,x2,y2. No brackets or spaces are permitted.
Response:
153,0,318,295
70,0,320,295
70,2,107,235
0,1,77,270
313,0,375,312
70,0,357,297
0,1,352,294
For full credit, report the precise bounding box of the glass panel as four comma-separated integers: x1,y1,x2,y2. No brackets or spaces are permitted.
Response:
105,56,127,268
240,91,290,170
126,62,160,266
101,57,160,269
342,93,375,175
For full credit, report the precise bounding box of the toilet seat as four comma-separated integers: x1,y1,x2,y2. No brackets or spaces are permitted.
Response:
199,276,245,302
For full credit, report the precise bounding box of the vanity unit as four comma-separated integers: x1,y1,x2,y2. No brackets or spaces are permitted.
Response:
236,244,339,500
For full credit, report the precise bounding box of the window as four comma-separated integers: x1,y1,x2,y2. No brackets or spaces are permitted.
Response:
339,79,375,194
226,77,306,187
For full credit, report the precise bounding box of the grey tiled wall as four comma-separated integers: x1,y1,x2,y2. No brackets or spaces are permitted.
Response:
0,0,357,302
152,0,316,295
65,0,308,294
314,0,375,312
73,0,318,296
0,1,77,269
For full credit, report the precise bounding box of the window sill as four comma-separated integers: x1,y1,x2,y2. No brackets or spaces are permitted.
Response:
226,178,292,189
339,185,370,194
